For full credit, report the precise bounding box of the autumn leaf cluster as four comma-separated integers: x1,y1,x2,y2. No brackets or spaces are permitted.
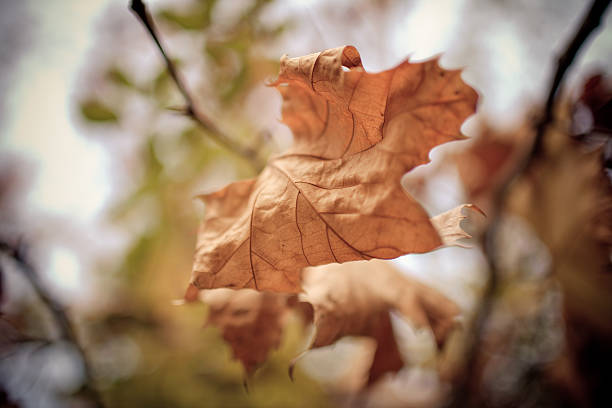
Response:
186,46,479,385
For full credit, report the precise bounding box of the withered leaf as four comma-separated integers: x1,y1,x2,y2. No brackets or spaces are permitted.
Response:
200,260,460,384
572,73,612,138
200,288,295,374
508,110,612,333
189,46,478,295
294,260,461,386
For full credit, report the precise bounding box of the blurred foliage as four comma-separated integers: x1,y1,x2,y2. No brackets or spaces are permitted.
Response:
159,0,215,31
448,95,612,406
502,101,612,407
74,0,329,406
80,100,118,123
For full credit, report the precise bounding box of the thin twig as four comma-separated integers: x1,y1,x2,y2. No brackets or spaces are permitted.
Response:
129,0,265,172
448,0,611,406
534,0,612,156
0,240,105,408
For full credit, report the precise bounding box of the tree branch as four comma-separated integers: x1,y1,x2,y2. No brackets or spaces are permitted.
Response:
129,0,265,172
0,240,104,408
533,0,612,156
448,0,611,406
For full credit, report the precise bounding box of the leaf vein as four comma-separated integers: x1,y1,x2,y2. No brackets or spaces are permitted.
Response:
270,163,373,260
295,191,312,266
249,191,262,290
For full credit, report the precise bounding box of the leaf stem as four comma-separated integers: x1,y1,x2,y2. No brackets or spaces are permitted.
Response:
0,240,104,408
129,0,265,172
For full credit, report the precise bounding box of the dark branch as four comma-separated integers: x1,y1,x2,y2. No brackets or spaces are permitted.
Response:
129,0,265,171
448,0,611,406
0,240,104,408
533,0,612,155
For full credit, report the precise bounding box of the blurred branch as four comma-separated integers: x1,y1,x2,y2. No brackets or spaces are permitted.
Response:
0,240,104,408
129,0,265,172
448,0,611,406
534,0,612,156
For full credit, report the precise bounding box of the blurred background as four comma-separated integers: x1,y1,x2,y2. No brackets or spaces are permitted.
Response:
0,0,611,407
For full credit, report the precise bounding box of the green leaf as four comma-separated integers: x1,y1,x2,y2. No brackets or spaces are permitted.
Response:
80,100,118,123
158,0,216,31
120,231,158,282
152,68,172,100
106,67,133,88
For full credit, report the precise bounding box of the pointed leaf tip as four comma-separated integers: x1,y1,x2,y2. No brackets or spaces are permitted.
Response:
288,363,295,382
430,204,485,247
184,283,200,302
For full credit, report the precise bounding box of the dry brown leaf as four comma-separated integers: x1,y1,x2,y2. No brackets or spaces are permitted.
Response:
454,122,532,209
200,260,460,383
188,46,478,295
294,259,461,386
495,98,612,405
508,107,612,334
572,72,612,138
200,288,295,374
430,204,484,247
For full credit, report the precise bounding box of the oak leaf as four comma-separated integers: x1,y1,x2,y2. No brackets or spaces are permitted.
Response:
199,260,460,384
508,105,612,333
188,45,478,295
200,288,295,375
294,260,461,386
